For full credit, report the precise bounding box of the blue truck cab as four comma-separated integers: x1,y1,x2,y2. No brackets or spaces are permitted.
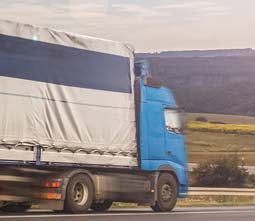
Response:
135,60,189,199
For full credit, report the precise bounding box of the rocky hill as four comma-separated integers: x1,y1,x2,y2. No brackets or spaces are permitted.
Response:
136,49,255,116
137,48,255,58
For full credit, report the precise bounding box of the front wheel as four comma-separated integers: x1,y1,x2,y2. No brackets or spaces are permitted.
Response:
64,174,94,214
151,173,178,212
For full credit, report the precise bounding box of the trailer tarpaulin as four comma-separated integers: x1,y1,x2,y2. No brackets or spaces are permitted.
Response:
0,20,138,167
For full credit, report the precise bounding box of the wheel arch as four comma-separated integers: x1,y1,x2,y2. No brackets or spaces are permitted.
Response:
158,165,180,186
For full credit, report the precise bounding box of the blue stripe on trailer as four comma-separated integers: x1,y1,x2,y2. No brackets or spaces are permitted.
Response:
0,34,132,93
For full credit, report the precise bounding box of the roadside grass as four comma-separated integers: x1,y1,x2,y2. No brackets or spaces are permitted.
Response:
177,196,255,207
112,196,255,208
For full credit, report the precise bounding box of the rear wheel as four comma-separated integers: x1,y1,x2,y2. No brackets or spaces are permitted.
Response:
1,202,32,213
64,174,94,214
91,200,112,212
151,173,178,212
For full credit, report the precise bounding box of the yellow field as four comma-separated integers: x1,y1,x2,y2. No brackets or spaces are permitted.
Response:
188,113,255,124
188,121,255,135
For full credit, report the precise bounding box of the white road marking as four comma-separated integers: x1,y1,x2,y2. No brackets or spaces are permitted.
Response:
1,210,255,219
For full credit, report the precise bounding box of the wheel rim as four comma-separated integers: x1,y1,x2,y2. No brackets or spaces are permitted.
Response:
161,183,172,201
73,182,89,206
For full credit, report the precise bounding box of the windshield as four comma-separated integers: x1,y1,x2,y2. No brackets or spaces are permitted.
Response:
164,109,186,134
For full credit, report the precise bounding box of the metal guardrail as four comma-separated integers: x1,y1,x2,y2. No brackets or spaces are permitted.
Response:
189,187,255,196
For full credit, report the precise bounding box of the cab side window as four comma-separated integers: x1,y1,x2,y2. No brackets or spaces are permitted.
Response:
164,109,186,134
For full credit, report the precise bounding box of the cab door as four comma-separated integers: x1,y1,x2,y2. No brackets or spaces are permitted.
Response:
146,102,166,160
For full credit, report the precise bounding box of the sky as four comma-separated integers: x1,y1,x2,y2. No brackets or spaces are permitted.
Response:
0,0,254,52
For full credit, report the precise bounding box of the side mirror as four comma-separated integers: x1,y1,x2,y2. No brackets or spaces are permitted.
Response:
144,76,163,88
134,59,150,76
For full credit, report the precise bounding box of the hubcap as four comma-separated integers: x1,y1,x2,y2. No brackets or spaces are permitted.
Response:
161,184,172,201
73,182,88,205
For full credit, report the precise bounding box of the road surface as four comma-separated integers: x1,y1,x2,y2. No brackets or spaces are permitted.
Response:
0,206,255,221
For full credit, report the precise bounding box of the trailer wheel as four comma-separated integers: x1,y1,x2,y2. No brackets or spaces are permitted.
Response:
151,173,178,212
91,200,112,212
64,174,94,214
1,202,32,213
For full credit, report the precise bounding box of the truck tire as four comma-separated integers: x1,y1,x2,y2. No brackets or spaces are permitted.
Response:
151,173,178,212
1,202,32,213
64,174,94,214
91,200,112,212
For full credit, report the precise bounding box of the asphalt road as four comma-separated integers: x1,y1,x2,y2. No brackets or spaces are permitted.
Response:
0,207,255,221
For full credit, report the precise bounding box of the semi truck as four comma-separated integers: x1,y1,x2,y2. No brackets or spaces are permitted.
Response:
0,20,188,213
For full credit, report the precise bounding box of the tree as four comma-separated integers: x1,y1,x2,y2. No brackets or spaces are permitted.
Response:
192,154,249,188
195,116,208,122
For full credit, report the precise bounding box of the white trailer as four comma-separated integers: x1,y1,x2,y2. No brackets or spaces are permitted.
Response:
0,19,137,167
